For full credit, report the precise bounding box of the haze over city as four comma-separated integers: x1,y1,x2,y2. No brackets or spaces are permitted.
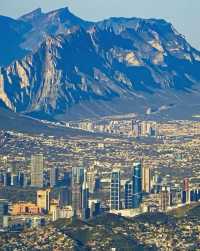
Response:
0,1,200,250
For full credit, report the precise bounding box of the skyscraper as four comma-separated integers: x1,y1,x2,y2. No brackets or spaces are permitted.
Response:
50,167,58,188
142,165,151,193
4,171,11,186
110,169,121,211
81,170,90,219
37,189,50,213
82,170,89,210
87,166,96,194
72,166,85,185
71,166,85,217
160,186,169,212
31,154,44,188
17,171,25,187
124,180,133,209
71,183,82,216
59,188,71,207
132,162,142,208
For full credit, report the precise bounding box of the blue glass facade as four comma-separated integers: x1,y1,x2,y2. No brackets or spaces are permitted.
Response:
132,162,142,208
125,180,133,209
110,170,121,210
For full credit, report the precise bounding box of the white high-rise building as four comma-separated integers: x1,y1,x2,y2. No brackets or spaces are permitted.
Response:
142,165,151,193
31,154,44,188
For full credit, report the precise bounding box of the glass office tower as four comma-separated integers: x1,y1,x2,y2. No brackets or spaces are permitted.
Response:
132,162,142,208
110,169,121,210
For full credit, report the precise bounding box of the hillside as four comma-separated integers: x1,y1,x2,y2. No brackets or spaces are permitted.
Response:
0,107,99,137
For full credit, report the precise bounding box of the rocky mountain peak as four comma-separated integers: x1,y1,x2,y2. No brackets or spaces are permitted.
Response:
0,8,200,120
19,8,43,21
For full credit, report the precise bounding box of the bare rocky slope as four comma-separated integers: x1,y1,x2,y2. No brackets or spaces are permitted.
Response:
0,7,200,121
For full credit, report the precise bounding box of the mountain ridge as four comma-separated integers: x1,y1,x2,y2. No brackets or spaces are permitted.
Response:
0,7,200,121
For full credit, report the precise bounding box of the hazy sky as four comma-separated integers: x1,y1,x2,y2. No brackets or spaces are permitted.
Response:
1,0,200,49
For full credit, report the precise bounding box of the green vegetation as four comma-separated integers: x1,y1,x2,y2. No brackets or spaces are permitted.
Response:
53,214,158,251
168,203,200,218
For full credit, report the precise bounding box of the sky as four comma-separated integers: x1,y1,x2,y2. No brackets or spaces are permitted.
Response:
0,0,200,49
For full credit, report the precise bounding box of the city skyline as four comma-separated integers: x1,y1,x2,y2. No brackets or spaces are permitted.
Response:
0,1,200,249
0,119,200,249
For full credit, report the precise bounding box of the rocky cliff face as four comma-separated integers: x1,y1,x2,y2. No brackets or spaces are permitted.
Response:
0,7,90,67
0,8,200,120
19,7,91,52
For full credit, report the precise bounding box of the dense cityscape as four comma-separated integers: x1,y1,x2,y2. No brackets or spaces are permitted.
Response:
0,1,200,250
0,118,199,250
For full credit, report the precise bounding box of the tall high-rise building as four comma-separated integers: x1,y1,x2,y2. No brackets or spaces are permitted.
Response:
31,154,44,188
133,122,142,137
81,170,90,219
160,187,169,212
71,183,82,216
4,171,11,186
110,169,121,211
132,162,142,208
170,187,182,206
63,171,70,187
59,188,71,207
142,165,151,193
37,189,50,213
71,166,85,217
124,180,133,209
87,166,96,194
50,167,59,188
72,166,85,185
82,170,89,210
17,172,25,187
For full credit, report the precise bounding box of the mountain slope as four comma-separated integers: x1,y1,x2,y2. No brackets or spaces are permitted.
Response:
0,107,101,137
0,15,30,66
0,8,200,121
18,7,91,52
0,7,90,67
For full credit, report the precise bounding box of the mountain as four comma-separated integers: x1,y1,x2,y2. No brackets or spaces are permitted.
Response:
0,7,200,121
18,7,91,52
0,15,30,66
0,7,90,67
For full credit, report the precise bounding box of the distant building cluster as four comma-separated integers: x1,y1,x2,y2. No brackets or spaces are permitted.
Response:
67,119,158,137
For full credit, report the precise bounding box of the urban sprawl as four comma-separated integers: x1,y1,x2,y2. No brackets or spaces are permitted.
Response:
0,118,200,250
